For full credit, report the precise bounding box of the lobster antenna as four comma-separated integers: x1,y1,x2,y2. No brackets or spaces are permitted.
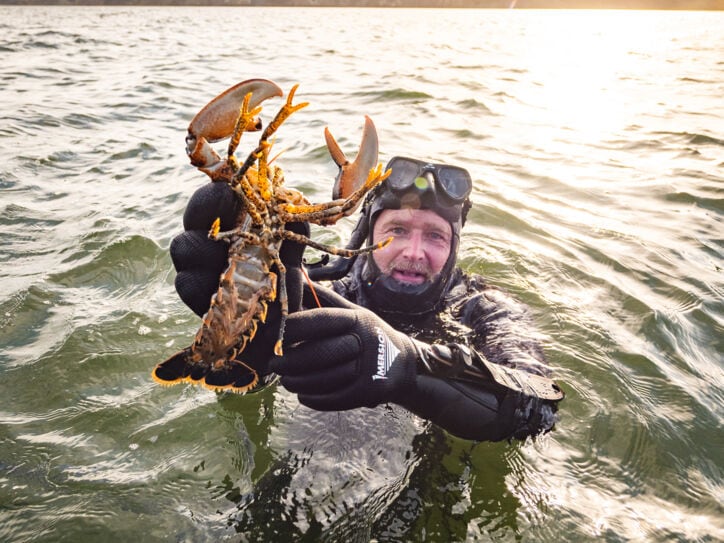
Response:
306,206,370,282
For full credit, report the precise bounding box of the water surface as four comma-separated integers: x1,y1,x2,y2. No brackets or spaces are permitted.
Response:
0,6,722,542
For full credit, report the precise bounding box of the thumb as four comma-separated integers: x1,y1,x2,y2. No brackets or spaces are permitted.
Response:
183,182,239,232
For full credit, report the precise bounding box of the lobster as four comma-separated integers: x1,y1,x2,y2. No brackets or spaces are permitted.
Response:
152,79,390,394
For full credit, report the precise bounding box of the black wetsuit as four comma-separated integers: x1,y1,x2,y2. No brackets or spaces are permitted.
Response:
329,266,559,442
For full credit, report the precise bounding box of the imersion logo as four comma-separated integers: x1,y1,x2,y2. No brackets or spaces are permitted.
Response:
373,327,400,381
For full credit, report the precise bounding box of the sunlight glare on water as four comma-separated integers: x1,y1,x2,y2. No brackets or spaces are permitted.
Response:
512,13,669,136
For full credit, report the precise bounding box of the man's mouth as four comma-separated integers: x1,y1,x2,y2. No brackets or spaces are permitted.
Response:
384,259,432,285
390,268,427,285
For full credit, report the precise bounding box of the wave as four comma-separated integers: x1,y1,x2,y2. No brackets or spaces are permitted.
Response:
355,88,434,102
655,130,724,148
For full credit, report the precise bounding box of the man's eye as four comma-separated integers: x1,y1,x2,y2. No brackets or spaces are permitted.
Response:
390,226,407,235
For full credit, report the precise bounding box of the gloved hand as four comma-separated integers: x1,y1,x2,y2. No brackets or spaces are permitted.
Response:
170,181,308,376
171,181,241,318
269,299,421,411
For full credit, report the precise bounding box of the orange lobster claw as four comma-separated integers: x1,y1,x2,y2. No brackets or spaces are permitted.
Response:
186,79,283,180
325,115,379,202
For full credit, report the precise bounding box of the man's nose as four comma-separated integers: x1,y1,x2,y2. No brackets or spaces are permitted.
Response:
401,231,425,260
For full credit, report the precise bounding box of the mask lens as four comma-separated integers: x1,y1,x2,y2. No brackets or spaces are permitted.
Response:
387,157,424,192
437,166,472,201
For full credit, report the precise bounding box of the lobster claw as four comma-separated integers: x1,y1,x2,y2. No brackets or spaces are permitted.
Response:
186,79,283,180
325,115,379,201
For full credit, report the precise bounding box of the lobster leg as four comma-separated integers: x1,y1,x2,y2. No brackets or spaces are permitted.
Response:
227,91,264,160
235,84,309,186
261,84,309,142
229,170,266,225
210,224,258,248
278,163,390,224
282,229,392,257
256,140,273,204
267,246,288,357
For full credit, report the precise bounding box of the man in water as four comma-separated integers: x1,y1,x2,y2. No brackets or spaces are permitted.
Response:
170,156,563,442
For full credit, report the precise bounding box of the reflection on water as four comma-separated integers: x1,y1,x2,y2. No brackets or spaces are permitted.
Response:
0,5,722,542
218,395,522,542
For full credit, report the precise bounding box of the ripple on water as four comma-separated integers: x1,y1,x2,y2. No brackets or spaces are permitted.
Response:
49,234,165,292
457,97,494,114
1,230,175,373
664,187,724,215
0,284,70,368
358,88,434,103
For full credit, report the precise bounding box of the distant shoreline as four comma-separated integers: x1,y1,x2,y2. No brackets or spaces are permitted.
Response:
2,0,723,10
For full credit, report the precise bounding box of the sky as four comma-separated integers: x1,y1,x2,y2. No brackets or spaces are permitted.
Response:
3,0,724,8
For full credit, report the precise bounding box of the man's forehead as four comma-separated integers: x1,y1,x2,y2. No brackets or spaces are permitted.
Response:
375,208,451,232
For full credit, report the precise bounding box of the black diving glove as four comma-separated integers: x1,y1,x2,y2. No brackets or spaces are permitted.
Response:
169,181,308,376
269,304,420,411
171,182,241,317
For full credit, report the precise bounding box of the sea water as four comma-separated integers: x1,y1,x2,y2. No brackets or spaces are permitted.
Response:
0,6,722,542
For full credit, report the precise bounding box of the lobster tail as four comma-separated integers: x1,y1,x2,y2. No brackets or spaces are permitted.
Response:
201,360,260,393
152,347,264,394
152,348,195,386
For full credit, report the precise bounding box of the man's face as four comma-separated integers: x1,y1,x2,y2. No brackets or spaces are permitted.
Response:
371,208,453,286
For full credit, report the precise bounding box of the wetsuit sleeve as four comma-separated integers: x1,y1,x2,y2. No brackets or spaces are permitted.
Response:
461,285,552,377
397,375,557,442
393,338,561,442
395,284,562,441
